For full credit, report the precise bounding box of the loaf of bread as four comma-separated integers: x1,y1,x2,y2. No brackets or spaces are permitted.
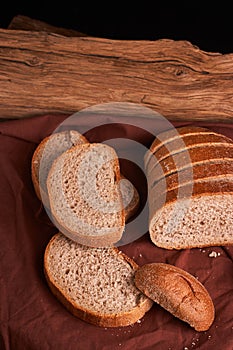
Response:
44,233,153,327
134,263,215,331
31,131,139,222
146,126,233,249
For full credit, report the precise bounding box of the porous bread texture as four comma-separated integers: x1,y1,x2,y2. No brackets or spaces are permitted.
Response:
119,176,140,221
44,233,153,327
149,179,233,249
47,143,125,247
31,130,88,202
134,263,215,331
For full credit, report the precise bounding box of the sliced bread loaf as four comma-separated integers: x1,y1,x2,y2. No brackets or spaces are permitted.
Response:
149,178,233,249
47,143,125,247
134,263,215,331
44,233,153,327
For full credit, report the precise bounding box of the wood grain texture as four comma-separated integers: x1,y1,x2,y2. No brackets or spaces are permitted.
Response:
0,28,233,121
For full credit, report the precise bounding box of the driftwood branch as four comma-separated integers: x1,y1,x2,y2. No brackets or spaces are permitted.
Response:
0,26,233,121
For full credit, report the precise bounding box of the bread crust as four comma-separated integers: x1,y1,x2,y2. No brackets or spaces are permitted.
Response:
145,126,233,171
44,234,153,327
134,263,215,331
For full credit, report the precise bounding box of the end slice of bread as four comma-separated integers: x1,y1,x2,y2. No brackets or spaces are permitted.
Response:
47,143,125,247
44,233,153,327
135,263,215,331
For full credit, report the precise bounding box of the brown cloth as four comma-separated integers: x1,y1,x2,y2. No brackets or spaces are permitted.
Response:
0,114,233,350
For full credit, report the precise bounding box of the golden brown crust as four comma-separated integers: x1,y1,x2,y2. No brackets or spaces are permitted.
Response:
135,263,215,332
44,234,153,327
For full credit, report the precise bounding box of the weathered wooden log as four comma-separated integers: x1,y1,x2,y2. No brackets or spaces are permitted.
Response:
0,27,233,121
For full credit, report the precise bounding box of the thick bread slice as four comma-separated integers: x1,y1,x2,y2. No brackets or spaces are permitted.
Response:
147,145,233,186
31,131,139,222
47,143,125,247
31,130,88,204
149,178,233,249
151,160,233,197
144,126,219,170
134,263,215,331
147,132,233,173
44,233,153,327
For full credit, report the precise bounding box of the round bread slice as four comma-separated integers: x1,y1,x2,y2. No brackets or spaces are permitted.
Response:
149,177,233,249
134,263,215,332
44,233,153,327
47,143,125,247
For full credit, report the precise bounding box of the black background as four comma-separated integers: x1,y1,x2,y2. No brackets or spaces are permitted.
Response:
0,1,233,54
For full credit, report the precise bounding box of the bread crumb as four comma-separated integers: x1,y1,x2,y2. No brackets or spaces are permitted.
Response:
119,343,121,346
137,319,141,323
201,249,206,253
208,335,212,339
191,342,196,346
209,251,218,258
139,253,142,258
184,347,189,350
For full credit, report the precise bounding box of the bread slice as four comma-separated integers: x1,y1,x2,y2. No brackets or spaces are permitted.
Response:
31,131,139,222
134,263,215,331
44,233,153,327
149,178,233,249
47,143,125,247
144,126,218,170
31,130,88,205
151,159,233,197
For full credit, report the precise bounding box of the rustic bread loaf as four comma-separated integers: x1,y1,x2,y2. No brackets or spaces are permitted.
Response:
31,131,139,222
44,233,153,327
47,143,125,247
134,263,215,331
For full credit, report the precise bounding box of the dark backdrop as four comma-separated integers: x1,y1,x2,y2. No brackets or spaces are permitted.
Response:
0,2,232,54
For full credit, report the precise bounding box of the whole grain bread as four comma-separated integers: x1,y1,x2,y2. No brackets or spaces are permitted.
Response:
47,143,125,247
44,233,153,327
134,263,215,331
31,131,139,222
